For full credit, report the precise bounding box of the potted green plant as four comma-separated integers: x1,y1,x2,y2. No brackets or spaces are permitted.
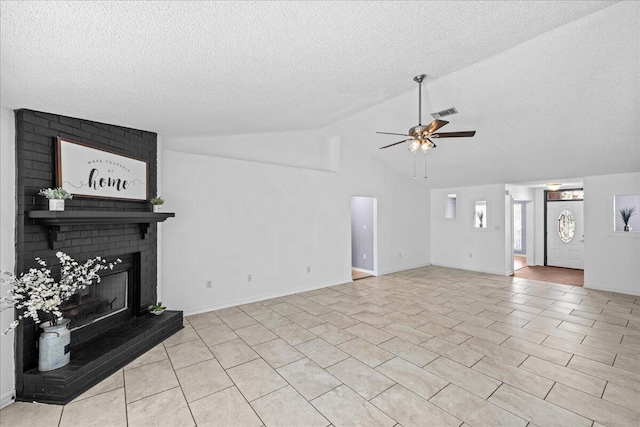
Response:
148,301,166,315
619,206,636,232
150,196,165,213
39,187,73,211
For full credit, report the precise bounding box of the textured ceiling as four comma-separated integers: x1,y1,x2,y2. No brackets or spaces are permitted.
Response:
0,1,618,137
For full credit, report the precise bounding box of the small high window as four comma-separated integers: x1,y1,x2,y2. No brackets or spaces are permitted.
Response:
557,210,575,242
446,194,457,219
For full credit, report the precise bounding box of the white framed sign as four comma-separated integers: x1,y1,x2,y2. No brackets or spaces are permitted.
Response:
56,137,148,201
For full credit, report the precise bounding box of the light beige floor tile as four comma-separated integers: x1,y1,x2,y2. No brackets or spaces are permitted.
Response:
379,336,439,367
226,358,287,401
311,385,395,427
162,324,201,347
125,343,168,370
546,382,640,427
251,385,329,427
447,310,496,328
418,322,471,345
570,309,629,326
213,306,242,317
127,386,194,427
376,357,448,400
463,337,527,366
351,311,395,328
124,359,179,403
542,335,616,365
277,358,342,400
166,338,213,369
477,310,529,327
72,369,124,402
382,322,432,344
371,384,462,427
209,338,260,369
220,311,257,330
185,312,223,330
593,320,640,337
234,322,278,346
523,318,586,343
430,384,527,427
175,358,233,402
308,323,355,345
602,382,640,413
287,311,327,329
440,342,484,367
582,335,640,358
252,337,304,368
239,301,271,317
557,321,624,343
420,336,458,354
0,402,62,427
338,337,395,367
252,311,292,329
271,302,303,316
318,311,359,329
521,355,606,397
568,355,640,392
487,321,547,344
295,337,349,368
383,310,427,328
196,323,239,347
189,386,262,427
416,311,462,329
453,322,509,344
502,336,572,366
345,323,394,345
614,354,640,374
489,383,591,427
273,322,317,345
327,357,395,400
424,356,500,399
60,388,126,427
540,310,595,327
473,357,554,399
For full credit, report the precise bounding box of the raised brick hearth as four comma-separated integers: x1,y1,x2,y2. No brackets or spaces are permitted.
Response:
13,109,181,404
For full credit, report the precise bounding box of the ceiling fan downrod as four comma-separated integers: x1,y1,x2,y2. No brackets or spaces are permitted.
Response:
413,74,426,126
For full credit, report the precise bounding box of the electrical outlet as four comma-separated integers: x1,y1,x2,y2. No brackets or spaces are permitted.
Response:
206,280,212,289
307,266,311,273
247,274,252,282
363,254,366,260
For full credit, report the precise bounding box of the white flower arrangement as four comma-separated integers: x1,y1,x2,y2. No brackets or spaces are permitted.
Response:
0,252,121,333
38,187,73,200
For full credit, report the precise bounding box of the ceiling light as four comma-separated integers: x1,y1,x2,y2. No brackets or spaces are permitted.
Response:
409,141,420,153
547,183,562,191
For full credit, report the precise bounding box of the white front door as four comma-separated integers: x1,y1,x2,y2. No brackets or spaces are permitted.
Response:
547,201,584,269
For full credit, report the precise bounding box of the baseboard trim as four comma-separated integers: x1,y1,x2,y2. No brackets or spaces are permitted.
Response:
430,262,509,277
0,390,15,409
377,263,432,276
183,277,352,317
584,284,640,297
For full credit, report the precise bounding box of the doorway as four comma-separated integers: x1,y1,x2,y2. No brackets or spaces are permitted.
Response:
513,201,527,271
350,196,377,280
546,194,584,270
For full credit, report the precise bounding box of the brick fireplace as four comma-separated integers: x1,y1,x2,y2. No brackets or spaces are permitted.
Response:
13,110,182,404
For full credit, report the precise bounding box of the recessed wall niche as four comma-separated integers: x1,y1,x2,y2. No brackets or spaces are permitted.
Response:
614,194,640,232
474,200,487,229
446,194,457,219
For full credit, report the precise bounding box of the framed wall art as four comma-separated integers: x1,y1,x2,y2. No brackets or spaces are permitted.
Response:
56,137,148,201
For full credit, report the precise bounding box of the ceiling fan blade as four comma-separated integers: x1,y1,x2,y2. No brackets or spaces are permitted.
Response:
376,131,411,137
431,131,476,138
379,139,410,149
425,119,449,134
427,138,436,149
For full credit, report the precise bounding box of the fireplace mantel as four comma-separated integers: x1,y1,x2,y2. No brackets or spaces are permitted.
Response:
28,210,175,248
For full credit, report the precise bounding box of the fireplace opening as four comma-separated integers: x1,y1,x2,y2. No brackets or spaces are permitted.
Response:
62,271,129,331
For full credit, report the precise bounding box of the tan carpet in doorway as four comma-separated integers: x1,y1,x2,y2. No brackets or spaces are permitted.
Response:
514,265,584,286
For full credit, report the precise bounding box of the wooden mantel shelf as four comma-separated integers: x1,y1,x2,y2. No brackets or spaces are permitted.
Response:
28,210,175,248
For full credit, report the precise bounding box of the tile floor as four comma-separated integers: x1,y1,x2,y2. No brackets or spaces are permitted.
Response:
1,266,639,427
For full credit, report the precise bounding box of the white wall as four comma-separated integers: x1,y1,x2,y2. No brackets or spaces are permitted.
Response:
584,172,640,296
430,184,508,275
533,188,546,266
161,102,431,315
0,108,16,408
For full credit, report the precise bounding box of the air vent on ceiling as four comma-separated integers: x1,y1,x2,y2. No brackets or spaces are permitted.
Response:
431,107,458,119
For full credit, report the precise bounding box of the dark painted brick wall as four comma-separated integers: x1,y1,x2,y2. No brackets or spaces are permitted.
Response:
14,109,158,377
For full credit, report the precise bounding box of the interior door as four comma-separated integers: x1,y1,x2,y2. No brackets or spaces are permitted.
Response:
546,201,584,269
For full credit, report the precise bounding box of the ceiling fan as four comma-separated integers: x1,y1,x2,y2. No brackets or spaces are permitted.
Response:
377,74,476,152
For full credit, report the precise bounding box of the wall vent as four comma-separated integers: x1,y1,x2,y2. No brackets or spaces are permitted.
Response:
431,107,458,119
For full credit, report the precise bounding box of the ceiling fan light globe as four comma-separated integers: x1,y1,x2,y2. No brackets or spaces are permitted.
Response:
409,141,420,153
420,142,430,152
